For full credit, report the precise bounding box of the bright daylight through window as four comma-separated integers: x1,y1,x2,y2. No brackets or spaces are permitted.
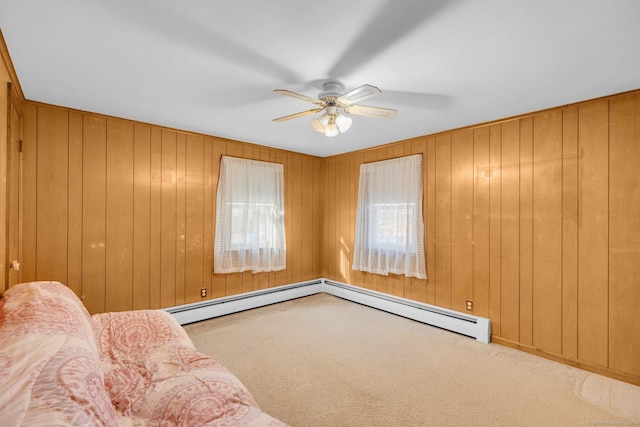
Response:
352,154,426,279
214,156,286,274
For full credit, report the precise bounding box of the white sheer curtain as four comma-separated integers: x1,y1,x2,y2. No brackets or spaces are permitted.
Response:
352,154,427,279
214,156,286,274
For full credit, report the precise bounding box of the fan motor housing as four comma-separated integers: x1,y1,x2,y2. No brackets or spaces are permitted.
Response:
319,80,345,99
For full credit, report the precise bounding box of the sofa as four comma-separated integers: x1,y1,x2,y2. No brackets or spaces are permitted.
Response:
0,281,287,426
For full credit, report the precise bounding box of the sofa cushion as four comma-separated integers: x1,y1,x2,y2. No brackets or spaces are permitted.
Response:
0,281,119,426
1,281,287,426
92,310,284,425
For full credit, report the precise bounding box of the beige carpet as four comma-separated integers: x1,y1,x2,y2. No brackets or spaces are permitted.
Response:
184,293,640,426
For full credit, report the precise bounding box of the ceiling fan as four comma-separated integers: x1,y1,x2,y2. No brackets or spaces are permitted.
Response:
273,81,397,137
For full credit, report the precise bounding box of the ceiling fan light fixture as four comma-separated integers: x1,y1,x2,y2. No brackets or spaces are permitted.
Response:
312,114,329,133
312,112,351,137
324,122,339,137
336,114,352,132
274,80,397,138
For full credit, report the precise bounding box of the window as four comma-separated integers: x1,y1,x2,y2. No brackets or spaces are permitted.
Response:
352,154,427,279
214,156,286,273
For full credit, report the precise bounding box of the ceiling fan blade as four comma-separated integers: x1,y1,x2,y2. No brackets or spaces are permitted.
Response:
327,0,453,77
381,90,453,110
273,107,325,122
274,89,325,106
107,2,303,83
345,104,397,119
336,84,382,106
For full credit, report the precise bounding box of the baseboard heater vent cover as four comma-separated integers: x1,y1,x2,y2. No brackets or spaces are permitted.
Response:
167,280,323,325
166,278,490,343
321,279,490,343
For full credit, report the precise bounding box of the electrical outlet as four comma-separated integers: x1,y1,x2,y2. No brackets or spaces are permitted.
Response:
466,300,473,311
200,288,207,298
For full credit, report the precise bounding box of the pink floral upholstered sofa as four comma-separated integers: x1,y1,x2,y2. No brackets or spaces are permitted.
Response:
0,281,286,426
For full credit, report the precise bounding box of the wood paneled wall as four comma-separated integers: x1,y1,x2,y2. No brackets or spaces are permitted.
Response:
20,103,323,314
322,90,640,384
0,31,24,294
0,48,11,294
13,86,640,384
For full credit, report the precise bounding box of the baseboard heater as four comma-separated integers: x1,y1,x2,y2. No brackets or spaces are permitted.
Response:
166,278,490,343
166,279,323,326
322,280,490,343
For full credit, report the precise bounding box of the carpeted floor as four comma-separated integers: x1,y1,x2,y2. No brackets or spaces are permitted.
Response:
184,293,640,426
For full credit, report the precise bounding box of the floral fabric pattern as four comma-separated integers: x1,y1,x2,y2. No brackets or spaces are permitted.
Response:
0,281,287,426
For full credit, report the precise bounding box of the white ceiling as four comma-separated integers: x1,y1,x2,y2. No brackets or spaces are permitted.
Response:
1,0,639,157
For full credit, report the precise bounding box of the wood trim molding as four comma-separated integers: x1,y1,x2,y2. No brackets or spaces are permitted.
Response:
0,29,25,104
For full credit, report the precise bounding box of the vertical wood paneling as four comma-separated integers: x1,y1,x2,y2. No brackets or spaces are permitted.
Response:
37,106,68,283
347,154,357,286
500,120,520,341
0,82,8,291
185,135,204,304
609,92,640,377
7,95,21,289
133,124,151,309
334,155,343,283
105,119,134,312
532,111,563,354
519,117,534,346
426,136,436,304
489,124,502,336
149,127,162,308
20,103,36,282
303,155,315,285
561,107,579,358
291,153,303,283
18,87,640,385
451,129,474,312
284,151,293,287
22,104,324,309
210,138,225,298
67,112,83,297
175,134,187,304
82,115,107,314
0,82,6,291
314,156,324,280
577,100,609,367
323,157,336,280
330,155,342,282
160,130,177,308
473,127,491,319
203,138,215,295
435,134,452,308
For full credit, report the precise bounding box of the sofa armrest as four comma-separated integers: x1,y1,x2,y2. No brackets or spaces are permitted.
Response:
0,282,119,426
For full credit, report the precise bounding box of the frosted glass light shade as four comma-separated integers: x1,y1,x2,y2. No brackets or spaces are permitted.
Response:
312,112,352,136
312,114,329,133
325,123,339,137
336,114,352,132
